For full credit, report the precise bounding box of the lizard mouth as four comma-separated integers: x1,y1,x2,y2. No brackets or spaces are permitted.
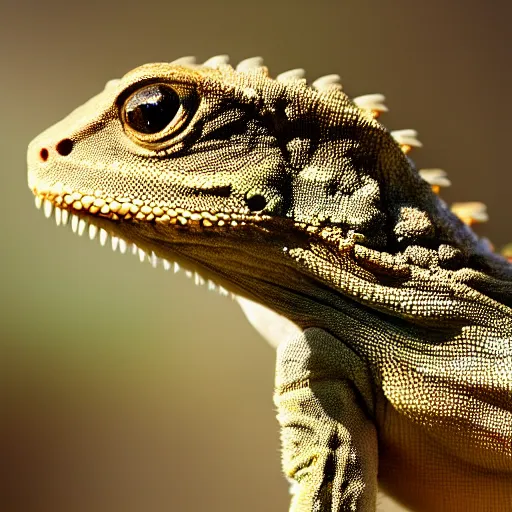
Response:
31,188,245,296
31,184,281,299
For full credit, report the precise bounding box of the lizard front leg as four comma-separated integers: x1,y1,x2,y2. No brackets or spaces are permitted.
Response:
275,328,378,511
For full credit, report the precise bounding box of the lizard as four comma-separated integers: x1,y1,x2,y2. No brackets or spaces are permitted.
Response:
26,55,512,511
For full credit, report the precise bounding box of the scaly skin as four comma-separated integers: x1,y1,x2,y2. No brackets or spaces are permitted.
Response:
27,57,512,511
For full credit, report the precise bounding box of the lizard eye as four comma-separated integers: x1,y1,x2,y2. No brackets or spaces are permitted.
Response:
124,84,181,134
121,82,196,145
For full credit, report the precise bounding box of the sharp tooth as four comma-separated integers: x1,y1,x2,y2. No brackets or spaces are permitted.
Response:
194,273,205,286
185,270,193,278
99,228,108,246
162,259,171,271
207,280,217,291
43,200,53,219
150,251,159,268
78,218,86,236
61,209,69,226
119,239,127,254
173,262,180,273
138,248,146,262
132,244,138,255
111,236,119,252
88,224,98,240
55,207,62,226
35,196,42,209
218,286,229,296
71,214,79,233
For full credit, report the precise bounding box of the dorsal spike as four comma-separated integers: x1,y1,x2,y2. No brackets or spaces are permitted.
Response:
171,56,197,66
276,68,306,83
203,55,230,68
451,202,489,225
104,79,120,90
391,129,422,153
311,74,342,91
418,168,451,193
236,57,264,72
352,93,388,118
500,243,512,262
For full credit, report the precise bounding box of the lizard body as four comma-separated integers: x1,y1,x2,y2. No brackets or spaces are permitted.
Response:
27,56,512,511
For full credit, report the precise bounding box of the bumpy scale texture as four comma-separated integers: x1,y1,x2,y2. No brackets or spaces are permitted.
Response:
27,56,512,511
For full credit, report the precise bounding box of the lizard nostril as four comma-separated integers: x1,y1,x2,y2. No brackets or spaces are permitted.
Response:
39,148,49,162
56,138,73,156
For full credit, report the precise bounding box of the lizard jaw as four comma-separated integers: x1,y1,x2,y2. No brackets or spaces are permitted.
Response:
32,188,315,315
32,193,237,297
32,175,306,350
31,185,303,306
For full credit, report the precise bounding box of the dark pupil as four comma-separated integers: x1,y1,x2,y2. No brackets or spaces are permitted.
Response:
125,85,180,134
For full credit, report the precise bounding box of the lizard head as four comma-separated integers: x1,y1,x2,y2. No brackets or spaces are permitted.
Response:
27,56,512,325
28,57,512,472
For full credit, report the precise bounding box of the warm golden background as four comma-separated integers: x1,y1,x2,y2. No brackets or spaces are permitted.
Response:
2,1,511,511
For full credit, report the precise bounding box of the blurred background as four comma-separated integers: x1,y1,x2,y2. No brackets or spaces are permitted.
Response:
1,0,511,510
